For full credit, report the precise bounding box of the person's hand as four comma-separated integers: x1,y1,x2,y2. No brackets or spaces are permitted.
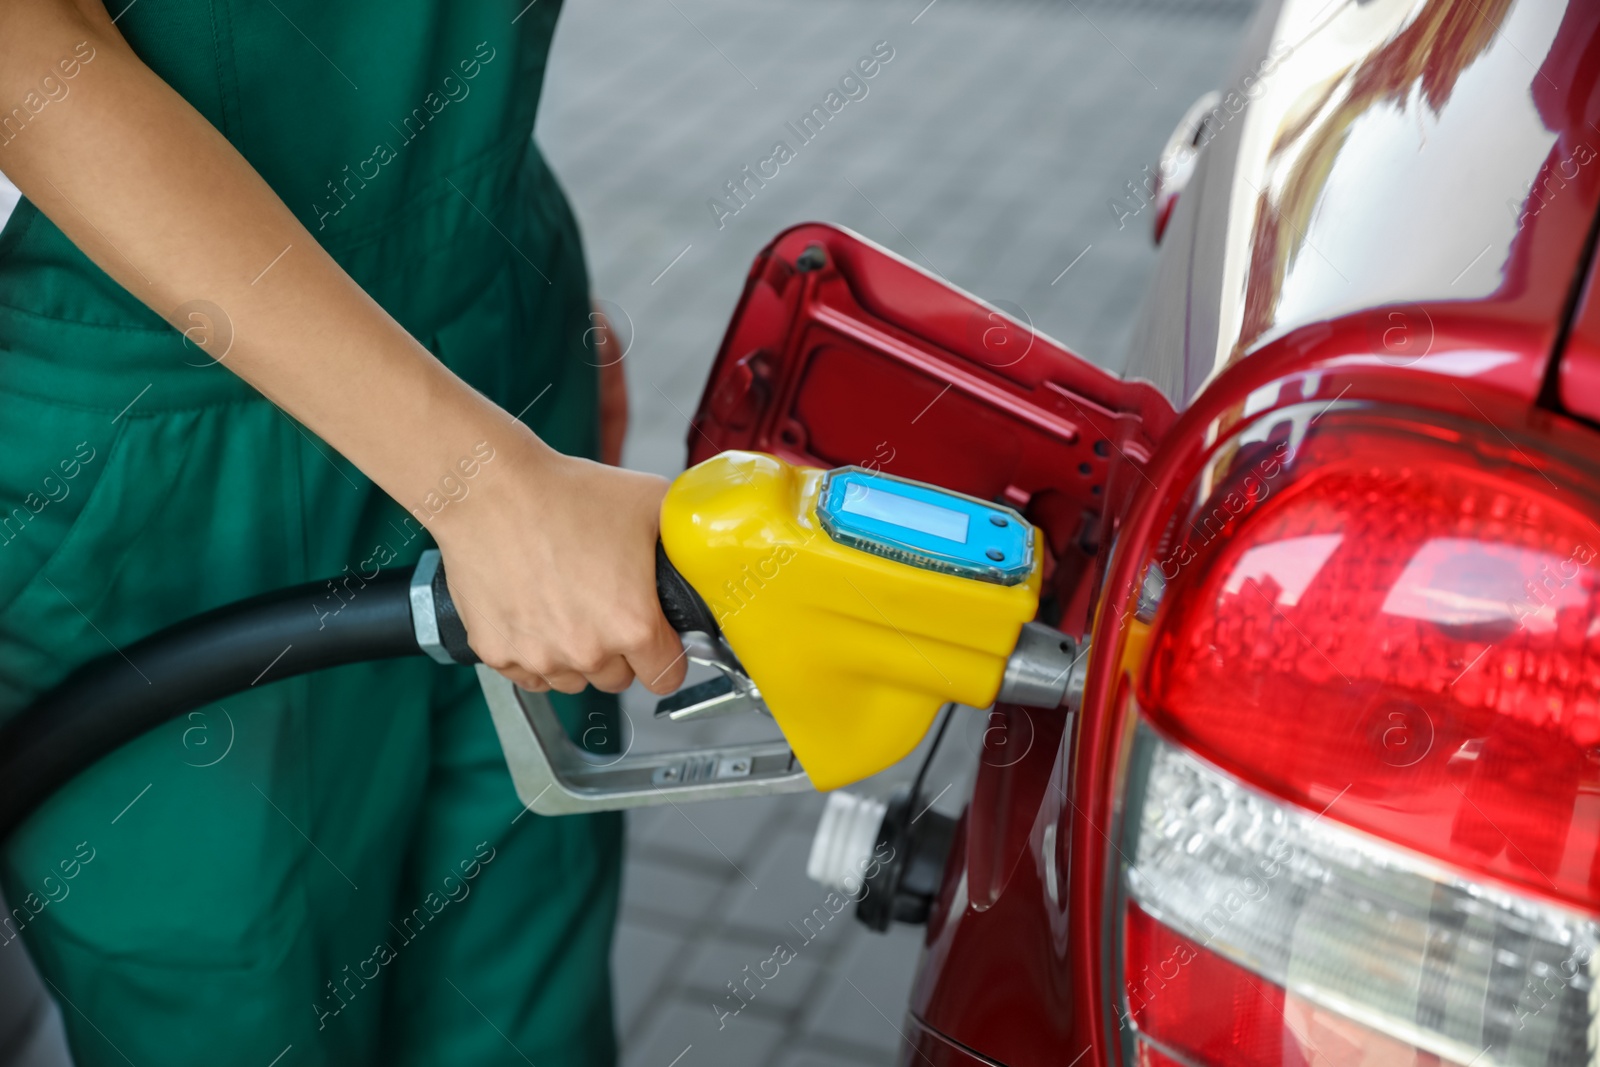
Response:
431,423,688,696
591,302,629,466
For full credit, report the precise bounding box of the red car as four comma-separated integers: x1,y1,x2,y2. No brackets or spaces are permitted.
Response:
684,0,1600,1064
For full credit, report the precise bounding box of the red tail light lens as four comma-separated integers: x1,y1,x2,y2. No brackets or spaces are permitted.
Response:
1146,408,1600,911
1123,900,1300,1067
1111,405,1600,1067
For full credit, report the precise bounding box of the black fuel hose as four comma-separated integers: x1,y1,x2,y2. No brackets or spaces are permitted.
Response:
0,546,714,840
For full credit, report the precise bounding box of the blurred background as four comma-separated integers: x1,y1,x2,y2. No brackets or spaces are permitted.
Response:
533,0,1257,1062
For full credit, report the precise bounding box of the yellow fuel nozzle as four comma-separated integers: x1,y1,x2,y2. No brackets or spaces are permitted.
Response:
659,451,1044,790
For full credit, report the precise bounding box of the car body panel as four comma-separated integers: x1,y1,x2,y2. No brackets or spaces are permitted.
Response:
908,1,1600,1065
1129,0,1600,414
1558,232,1600,424
690,3,1600,1064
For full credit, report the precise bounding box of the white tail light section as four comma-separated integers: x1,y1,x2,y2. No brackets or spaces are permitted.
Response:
1118,726,1599,1067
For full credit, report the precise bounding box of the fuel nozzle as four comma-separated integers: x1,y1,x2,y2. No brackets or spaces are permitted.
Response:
996,622,1089,711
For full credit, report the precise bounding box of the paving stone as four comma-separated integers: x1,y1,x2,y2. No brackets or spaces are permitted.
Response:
614,921,693,1038
773,1049,890,1067
623,997,788,1067
619,856,727,925
721,828,838,931
633,794,788,870
799,926,928,1054
626,804,686,850
836,925,929,1004
679,937,826,1016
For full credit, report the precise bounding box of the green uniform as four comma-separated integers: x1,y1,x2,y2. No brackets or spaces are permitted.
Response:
0,3,622,1064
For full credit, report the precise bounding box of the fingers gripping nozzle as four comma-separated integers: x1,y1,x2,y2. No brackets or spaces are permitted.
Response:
408,545,718,667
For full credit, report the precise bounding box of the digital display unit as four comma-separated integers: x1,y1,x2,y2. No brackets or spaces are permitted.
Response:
816,468,1033,585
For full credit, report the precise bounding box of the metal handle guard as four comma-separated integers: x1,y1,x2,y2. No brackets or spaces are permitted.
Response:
477,666,814,815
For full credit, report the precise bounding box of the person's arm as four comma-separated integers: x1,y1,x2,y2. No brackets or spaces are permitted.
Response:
0,0,687,697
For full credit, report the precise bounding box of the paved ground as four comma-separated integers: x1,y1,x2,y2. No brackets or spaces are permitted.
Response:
535,0,1255,1063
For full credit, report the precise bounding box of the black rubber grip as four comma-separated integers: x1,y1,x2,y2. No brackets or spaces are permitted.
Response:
431,558,480,665
655,541,720,636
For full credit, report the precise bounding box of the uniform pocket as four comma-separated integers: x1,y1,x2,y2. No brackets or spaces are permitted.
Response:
0,395,187,715
0,393,132,618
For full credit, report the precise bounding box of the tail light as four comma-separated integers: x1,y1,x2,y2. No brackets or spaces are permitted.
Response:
1107,403,1600,1067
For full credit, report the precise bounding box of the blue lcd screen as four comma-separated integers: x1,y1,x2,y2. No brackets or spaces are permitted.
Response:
816,467,1034,585
839,485,970,543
